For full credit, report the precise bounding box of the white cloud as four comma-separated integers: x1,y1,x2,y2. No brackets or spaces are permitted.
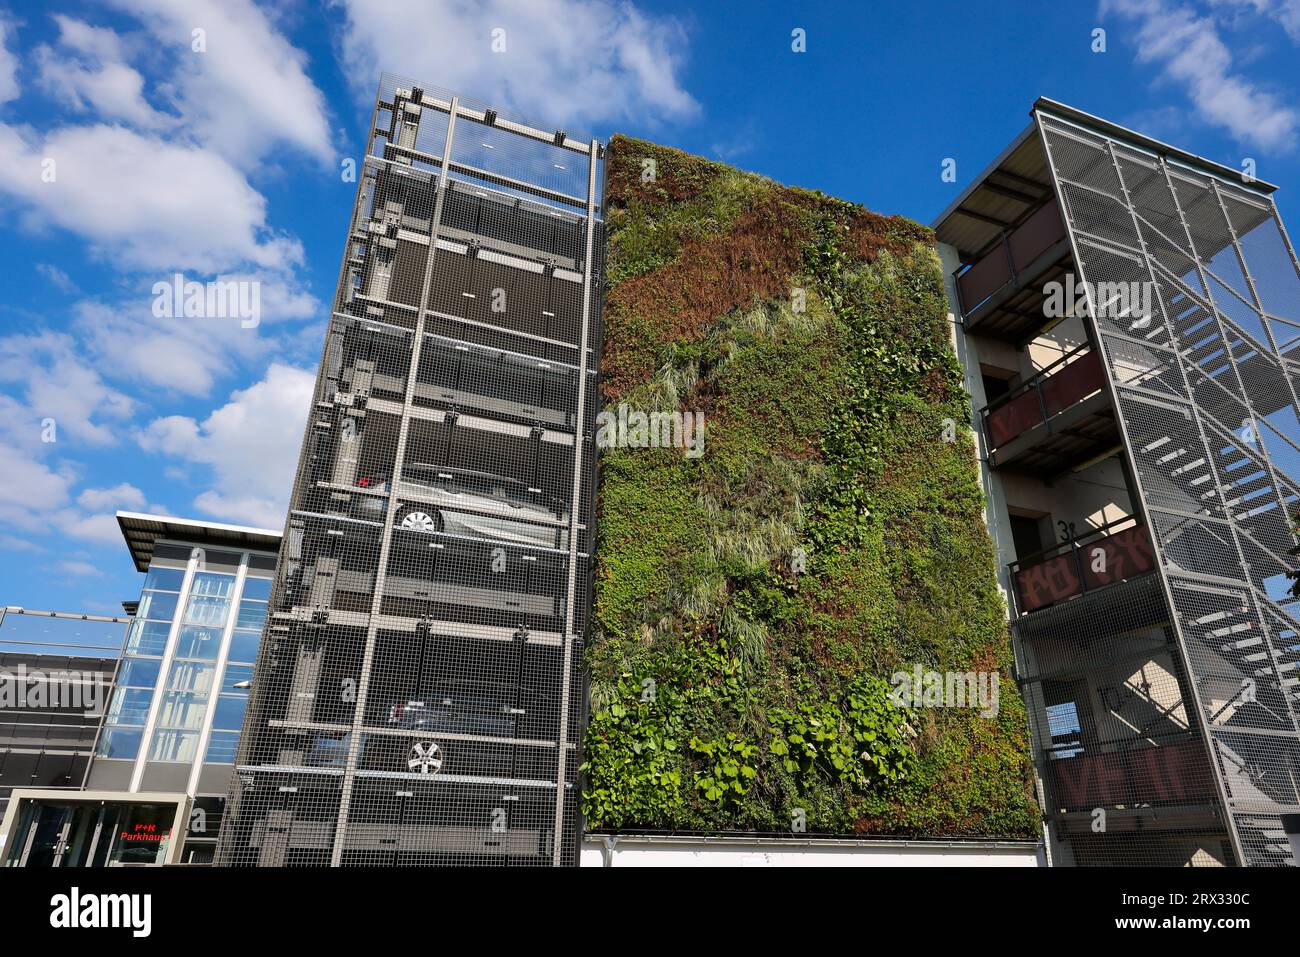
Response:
67,272,320,398
58,559,104,577
0,533,43,553
1208,0,1300,41
332,0,698,129
77,483,147,511
104,0,334,167
0,15,18,104
57,485,156,547
1104,0,1299,151
35,16,168,129
138,362,313,527
54,510,129,545
35,263,79,294
0,443,76,534
0,122,303,272
0,331,135,447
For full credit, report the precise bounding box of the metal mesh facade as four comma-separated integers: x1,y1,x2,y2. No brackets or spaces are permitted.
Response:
215,75,604,866
1036,108,1300,866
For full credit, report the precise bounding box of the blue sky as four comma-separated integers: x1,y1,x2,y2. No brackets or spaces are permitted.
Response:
1,0,1298,614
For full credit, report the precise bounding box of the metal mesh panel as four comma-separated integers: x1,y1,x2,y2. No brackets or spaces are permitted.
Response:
216,75,604,866
1039,110,1300,866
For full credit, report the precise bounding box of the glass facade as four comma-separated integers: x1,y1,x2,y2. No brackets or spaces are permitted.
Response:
97,565,180,761
96,546,271,777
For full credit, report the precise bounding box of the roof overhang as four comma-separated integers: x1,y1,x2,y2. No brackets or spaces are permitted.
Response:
1032,97,1278,196
117,511,282,573
932,121,1055,261
933,97,1279,263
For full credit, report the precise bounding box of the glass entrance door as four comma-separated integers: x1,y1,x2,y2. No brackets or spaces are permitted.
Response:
9,803,75,867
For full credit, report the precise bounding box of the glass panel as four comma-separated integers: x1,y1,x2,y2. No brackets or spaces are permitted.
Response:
124,619,170,656
222,663,254,690
106,687,154,725
189,572,236,598
150,729,199,763
155,691,209,730
175,624,222,661
166,661,215,694
136,590,178,622
116,657,161,689
234,601,267,631
142,565,185,592
0,612,128,657
227,629,260,664
205,730,239,763
240,576,273,601
183,594,231,628
95,726,143,759
103,803,177,865
212,694,247,731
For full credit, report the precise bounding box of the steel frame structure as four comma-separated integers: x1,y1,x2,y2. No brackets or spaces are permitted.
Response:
215,75,604,866
1029,104,1300,865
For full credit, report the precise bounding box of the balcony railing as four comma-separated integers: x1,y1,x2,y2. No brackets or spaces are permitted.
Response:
982,344,1107,452
1010,517,1157,614
956,196,1067,317
1045,732,1216,813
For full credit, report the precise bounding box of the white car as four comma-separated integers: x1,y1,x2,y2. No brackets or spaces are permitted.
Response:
355,465,569,550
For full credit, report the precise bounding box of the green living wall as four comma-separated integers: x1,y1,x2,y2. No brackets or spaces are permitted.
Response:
583,135,1038,838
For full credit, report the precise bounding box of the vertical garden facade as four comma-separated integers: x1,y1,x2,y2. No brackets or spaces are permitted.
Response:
582,136,1038,839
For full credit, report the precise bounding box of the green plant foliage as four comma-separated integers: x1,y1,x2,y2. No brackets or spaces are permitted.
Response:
690,733,758,806
770,676,914,790
585,135,1039,838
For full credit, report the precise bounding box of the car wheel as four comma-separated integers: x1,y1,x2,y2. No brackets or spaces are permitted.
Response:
398,507,443,534
408,740,443,775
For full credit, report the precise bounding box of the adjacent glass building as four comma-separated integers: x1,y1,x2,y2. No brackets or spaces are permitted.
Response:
0,512,280,867
937,98,1300,865
215,75,605,866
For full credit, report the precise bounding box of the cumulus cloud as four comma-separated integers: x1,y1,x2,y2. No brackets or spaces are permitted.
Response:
0,123,303,272
70,273,319,398
77,483,147,511
58,559,105,577
0,443,76,532
35,15,168,128
0,331,135,447
1103,0,1299,151
104,0,334,167
332,0,698,129
54,511,131,545
0,15,19,104
138,363,313,528
1208,0,1300,41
